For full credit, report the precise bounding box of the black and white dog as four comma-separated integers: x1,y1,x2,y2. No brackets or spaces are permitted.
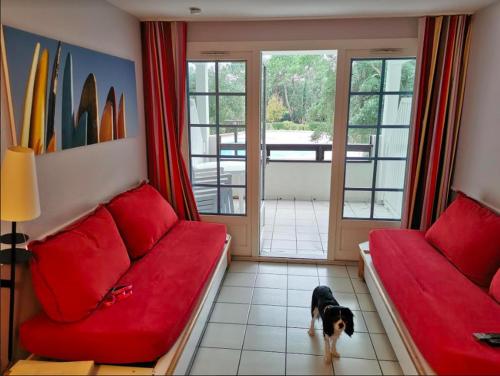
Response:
308,285,354,362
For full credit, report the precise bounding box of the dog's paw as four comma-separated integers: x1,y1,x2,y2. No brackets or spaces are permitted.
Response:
324,355,332,363
332,351,340,358
308,328,315,337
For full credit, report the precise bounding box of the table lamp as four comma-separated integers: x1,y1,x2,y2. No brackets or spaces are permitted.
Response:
0,146,41,362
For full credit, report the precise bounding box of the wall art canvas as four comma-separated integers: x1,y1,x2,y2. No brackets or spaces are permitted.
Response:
3,25,138,154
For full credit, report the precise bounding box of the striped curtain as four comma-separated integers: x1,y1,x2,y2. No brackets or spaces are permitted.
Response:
403,15,472,230
141,21,200,221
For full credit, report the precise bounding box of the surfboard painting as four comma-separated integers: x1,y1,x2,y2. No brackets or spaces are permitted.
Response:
3,25,138,154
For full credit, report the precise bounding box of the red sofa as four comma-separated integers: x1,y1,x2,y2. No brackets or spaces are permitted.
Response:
370,194,500,375
20,183,227,364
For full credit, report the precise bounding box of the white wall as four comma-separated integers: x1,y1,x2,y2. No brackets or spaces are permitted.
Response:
0,0,145,368
188,17,418,42
452,1,500,212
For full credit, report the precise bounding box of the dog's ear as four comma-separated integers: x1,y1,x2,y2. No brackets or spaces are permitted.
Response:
344,309,354,337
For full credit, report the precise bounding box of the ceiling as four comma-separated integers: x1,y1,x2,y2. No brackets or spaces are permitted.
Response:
107,0,497,21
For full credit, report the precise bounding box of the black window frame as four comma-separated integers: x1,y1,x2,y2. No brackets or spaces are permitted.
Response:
342,57,416,221
187,60,248,216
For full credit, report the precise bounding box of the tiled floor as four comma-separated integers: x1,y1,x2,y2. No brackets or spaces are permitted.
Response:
190,261,402,375
260,200,329,259
260,200,397,259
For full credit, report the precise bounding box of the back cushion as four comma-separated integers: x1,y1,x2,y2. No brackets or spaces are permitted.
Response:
107,184,178,259
425,193,500,287
29,206,130,322
490,269,500,304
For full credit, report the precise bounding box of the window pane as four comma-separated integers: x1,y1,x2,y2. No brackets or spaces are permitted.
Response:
220,158,246,186
381,94,412,125
350,60,382,92
188,62,215,93
324,150,332,161
219,95,245,126
219,62,246,93
384,59,415,92
219,127,246,156
376,160,406,189
349,95,379,126
191,157,217,185
221,187,246,214
378,128,409,158
190,127,216,155
193,186,218,214
189,95,216,124
345,160,374,189
347,128,375,158
374,191,403,219
343,192,371,218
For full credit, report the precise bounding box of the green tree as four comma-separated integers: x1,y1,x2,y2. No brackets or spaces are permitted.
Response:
266,94,286,122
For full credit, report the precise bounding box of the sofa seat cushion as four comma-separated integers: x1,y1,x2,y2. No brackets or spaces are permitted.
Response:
29,206,130,322
20,220,227,363
425,193,500,287
490,269,500,303
370,229,500,375
107,183,179,259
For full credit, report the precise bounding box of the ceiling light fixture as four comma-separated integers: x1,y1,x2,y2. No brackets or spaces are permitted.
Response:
189,7,201,15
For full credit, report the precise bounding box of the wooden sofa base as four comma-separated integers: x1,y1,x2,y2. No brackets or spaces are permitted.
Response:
359,244,434,376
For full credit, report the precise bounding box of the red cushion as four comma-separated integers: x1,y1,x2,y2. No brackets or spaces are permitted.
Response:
20,221,227,363
425,193,500,287
29,206,130,322
107,183,178,259
371,229,500,375
490,269,500,303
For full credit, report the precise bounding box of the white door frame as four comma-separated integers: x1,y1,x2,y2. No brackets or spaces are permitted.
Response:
186,39,417,261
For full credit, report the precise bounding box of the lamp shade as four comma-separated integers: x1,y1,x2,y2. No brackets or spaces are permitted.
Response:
1,146,41,222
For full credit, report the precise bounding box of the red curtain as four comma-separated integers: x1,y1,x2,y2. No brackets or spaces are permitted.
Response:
141,22,200,221
403,15,471,230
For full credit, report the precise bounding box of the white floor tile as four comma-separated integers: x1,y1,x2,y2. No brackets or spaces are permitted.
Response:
336,332,377,359
252,287,287,306
229,261,259,274
248,305,287,327
296,232,321,241
273,225,296,233
190,347,241,375
286,353,333,375
352,311,368,333
273,232,297,240
370,333,397,361
357,293,376,311
317,265,348,278
347,265,360,279
297,241,323,251
379,361,403,375
333,292,361,311
238,350,285,375
201,323,246,349
288,289,312,307
333,357,382,375
287,328,324,356
287,264,318,276
256,273,287,289
296,225,319,233
362,311,385,334
210,303,250,325
261,239,272,249
319,277,354,293
287,306,312,329
351,278,369,293
262,231,274,240
224,272,257,288
272,240,297,250
288,275,320,290
259,262,288,275
217,286,253,304
243,325,286,352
